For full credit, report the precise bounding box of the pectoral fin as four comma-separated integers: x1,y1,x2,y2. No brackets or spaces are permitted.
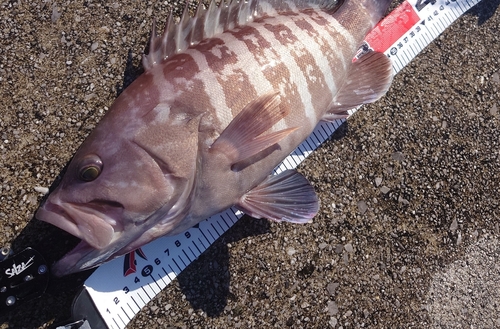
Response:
211,92,298,164
323,51,393,121
237,170,319,223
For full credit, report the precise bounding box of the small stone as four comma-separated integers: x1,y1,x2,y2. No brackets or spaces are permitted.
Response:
490,104,498,116
391,152,404,161
357,201,368,215
492,72,500,83
51,5,61,22
342,252,349,265
287,247,296,256
327,282,339,295
329,317,338,327
344,243,354,253
398,196,409,205
91,42,99,51
449,219,458,232
335,244,344,254
34,186,49,195
165,304,172,310
319,242,328,250
380,186,390,194
84,93,97,101
375,177,382,186
327,301,339,315
456,231,462,245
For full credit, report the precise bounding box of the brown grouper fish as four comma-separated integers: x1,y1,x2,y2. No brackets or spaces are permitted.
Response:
36,0,393,276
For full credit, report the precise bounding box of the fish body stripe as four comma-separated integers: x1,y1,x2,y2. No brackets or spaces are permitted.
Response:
185,7,357,132
188,49,232,127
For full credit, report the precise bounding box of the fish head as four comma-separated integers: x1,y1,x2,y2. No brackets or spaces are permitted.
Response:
36,101,198,276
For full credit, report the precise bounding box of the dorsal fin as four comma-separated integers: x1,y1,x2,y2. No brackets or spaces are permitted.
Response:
142,0,343,71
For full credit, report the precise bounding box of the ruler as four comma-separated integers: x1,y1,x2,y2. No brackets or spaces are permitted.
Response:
73,0,483,327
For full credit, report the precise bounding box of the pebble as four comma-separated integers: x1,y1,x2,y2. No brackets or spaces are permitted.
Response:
327,282,339,296
34,186,49,195
51,5,61,22
375,177,383,186
492,72,500,83
344,243,354,253
327,301,339,316
391,152,405,161
357,201,368,215
380,186,390,194
491,104,498,116
449,219,458,232
398,196,409,205
335,244,344,254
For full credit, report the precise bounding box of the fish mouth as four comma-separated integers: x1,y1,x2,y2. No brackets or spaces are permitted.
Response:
50,240,98,276
36,198,125,276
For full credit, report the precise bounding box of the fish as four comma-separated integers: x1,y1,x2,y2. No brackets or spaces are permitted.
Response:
36,0,394,276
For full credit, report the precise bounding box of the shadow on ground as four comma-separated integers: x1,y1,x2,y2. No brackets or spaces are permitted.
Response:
467,0,500,25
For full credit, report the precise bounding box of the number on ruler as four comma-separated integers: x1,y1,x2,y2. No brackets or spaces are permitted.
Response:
123,286,130,294
141,265,153,277
113,297,119,305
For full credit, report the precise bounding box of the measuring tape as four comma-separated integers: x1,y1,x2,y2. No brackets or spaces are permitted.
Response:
68,0,483,327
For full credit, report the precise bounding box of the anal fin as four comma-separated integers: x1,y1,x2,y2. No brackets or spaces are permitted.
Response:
211,92,298,165
323,51,393,121
237,170,319,223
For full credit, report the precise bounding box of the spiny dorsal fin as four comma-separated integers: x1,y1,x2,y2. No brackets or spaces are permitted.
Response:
143,0,259,71
142,0,343,71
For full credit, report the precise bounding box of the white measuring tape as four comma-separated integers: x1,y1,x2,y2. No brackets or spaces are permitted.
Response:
76,0,483,327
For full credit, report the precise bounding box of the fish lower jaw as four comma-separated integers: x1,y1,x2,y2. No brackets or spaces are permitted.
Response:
51,240,98,277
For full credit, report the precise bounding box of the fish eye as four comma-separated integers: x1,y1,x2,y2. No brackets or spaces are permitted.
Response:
78,155,103,182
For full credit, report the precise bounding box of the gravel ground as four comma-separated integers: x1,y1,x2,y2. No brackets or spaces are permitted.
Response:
0,0,499,328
